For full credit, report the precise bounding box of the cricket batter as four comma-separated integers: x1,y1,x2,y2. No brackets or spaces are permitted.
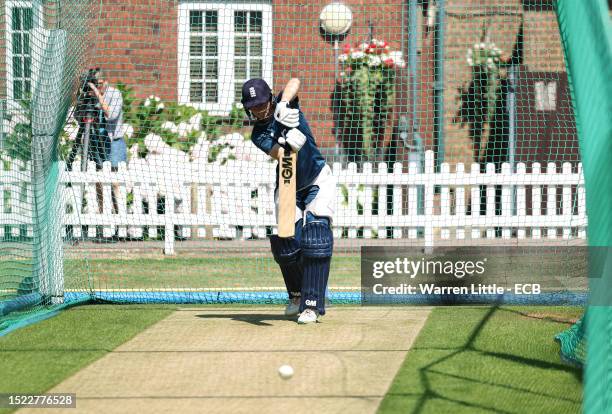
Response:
241,78,336,324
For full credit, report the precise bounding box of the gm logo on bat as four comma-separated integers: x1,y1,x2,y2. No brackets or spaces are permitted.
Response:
280,131,294,184
281,153,294,184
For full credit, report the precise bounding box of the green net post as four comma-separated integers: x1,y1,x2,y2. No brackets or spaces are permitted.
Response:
556,0,612,412
30,28,67,305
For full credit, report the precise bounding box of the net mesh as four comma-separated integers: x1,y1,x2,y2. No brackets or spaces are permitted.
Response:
1,0,96,331
554,0,612,410
555,316,586,366
0,0,602,375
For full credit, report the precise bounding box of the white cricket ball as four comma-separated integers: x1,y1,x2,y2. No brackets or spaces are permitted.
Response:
278,364,294,379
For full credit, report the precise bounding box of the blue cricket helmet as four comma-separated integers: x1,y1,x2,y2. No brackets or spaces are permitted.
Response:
241,78,273,109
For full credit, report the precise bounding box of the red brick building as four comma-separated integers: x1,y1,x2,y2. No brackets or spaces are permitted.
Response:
2,0,592,164
87,0,409,157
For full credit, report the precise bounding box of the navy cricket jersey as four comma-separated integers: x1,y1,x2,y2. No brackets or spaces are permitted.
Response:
250,95,325,191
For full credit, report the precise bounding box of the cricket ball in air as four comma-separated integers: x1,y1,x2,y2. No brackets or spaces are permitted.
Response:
278,364,294,379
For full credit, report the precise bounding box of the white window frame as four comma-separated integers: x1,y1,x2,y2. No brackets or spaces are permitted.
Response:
178,1,273,116
534,80,557,111
4,0,43,102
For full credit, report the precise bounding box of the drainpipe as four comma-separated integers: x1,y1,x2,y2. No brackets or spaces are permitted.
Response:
408,0,424,170
508,64,517,171
433,0,445,170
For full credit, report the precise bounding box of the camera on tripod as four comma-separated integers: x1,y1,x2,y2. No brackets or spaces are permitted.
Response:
75,67,101,123
66,67,108,172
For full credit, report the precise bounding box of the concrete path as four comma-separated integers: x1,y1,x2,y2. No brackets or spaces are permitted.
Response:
18,306,431,414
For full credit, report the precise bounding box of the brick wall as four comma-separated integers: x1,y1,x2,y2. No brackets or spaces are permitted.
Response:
24,0,582,163
523,10,564,72
442,0,574,166
272,0,405,151
444,0,520,166
84,0,406,152
88,0,179,101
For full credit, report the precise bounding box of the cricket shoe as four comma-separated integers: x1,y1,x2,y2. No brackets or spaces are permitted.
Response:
297,308,320,324
284,296,301,316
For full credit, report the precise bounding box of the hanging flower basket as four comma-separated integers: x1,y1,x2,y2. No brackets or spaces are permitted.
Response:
335,39,405,164
466,41,504,122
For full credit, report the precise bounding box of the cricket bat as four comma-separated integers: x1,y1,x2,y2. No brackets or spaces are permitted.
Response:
277,144,297,237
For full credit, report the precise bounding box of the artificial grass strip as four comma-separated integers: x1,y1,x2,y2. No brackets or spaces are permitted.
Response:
0,304,175,414
379,306,583,414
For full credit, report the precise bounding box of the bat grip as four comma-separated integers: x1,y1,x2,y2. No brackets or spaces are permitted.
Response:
279,142,292,155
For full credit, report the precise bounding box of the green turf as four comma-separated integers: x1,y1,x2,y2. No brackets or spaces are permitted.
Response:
0,304,175,414
63,256,362,290
60,252,587,292
379,306,583,414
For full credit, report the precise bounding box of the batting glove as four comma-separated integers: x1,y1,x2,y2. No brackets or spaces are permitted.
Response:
278,128,306,152
274,101,300,128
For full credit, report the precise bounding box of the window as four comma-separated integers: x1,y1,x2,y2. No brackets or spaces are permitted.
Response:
5,1,42,101
233,10,264,103
178,2,272,115
521,0,555,11
534,81,557,111
188,10,219,103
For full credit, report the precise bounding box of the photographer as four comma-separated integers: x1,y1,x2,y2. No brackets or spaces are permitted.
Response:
86,68,126,172
67,68,126,172
66,68,109,172
67,68,126,222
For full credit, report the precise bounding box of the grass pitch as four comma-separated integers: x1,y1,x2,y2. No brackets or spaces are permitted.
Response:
0,304,582,413
61,252,585,293
63,256,361,290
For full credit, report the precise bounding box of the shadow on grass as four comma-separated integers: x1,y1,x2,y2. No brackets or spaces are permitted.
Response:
387,306,583,414
500,306,579,325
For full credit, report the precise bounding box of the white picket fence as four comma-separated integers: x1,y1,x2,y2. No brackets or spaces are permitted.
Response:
0,151,587,254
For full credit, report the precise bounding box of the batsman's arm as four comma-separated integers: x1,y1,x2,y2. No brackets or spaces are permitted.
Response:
250,123,281,160
270,77,301,159
280,78,300,103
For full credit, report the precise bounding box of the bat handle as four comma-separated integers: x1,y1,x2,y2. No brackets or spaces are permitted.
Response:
281,142,291,154
279,128,293,155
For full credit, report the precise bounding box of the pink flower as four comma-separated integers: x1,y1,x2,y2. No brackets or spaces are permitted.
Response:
367,40,389,55
383,58,395,68
341,39,403,70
